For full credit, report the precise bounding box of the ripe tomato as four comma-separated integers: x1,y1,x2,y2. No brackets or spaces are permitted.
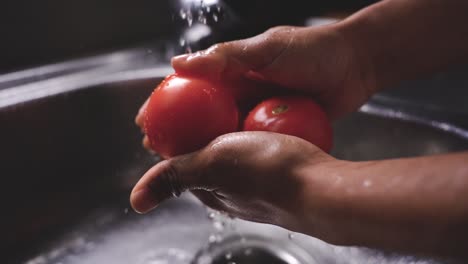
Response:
243,96,333,152
144,74,239,158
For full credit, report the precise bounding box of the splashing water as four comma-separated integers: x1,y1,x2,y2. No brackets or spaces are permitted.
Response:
204,207,242,248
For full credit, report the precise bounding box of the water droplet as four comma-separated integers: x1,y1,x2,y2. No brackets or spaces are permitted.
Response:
225,252,232,259
213,14,218,22
124,208,129,214
208,234,221,244
213,220,225,231
179,38,186,47
207,211,216,219
186,10,193,27
288,233,295,240
363,180,372,187
179,9,187,19
244,248,252,256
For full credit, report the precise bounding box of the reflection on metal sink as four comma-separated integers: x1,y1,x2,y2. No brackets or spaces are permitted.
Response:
1,60,467,264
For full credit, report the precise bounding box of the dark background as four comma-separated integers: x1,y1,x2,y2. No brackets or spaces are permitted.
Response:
0,0,376,73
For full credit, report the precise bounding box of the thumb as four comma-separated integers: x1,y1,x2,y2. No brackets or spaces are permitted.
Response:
130,153,210,214
172,26,299,81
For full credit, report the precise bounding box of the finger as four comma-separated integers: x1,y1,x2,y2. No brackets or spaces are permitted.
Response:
130,153,211,214
172,26,300,81
135,98,149,128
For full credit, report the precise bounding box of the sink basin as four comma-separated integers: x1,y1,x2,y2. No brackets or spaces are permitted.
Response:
2,56,468,264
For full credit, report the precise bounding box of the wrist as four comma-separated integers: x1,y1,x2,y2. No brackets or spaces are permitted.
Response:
334,0,421,92
294,158,360,244
326,19,384,104
334,12,384,94
296,159,402,246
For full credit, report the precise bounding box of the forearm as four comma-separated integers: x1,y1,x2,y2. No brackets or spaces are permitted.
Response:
338,0,468,90
301,151,468,257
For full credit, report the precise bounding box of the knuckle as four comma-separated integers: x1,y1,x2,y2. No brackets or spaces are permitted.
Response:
265,25,293,35
150,160,184,198
264,26,300,41
253,26,300,70
207,133,235,152
206,42,231,54
207,43,222,52
203,135,239,169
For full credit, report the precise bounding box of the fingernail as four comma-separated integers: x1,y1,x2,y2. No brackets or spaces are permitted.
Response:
172,54,190,62
131,187,159,214
245,70,267,82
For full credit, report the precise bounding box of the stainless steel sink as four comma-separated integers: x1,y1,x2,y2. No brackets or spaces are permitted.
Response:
1,52,467,264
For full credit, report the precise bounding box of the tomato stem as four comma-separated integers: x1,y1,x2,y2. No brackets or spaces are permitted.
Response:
272,105,289,115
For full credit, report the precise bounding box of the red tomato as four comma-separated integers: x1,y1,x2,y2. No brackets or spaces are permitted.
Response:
144,74,239,158
243,96,333,152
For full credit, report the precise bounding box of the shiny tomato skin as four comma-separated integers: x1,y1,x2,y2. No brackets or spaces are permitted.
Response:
144,74,239,158
243,96,333,152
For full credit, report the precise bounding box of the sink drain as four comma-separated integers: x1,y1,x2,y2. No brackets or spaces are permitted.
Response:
192,235,317,264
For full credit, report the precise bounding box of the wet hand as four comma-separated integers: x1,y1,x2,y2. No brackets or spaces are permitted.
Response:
130,132,336,232
135,24,377,151
171,25,377,120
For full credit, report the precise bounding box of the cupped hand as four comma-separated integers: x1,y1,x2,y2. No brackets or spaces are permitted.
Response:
130,132,337,232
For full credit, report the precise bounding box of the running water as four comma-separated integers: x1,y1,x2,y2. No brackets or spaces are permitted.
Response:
176,0,224,54
140,2,229,263
176,2,234,249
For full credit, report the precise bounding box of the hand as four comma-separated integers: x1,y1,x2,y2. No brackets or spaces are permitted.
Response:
130,132,337,233
130,131,468,257
135,24,377,149
130,2,468,257
171,25,377,120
